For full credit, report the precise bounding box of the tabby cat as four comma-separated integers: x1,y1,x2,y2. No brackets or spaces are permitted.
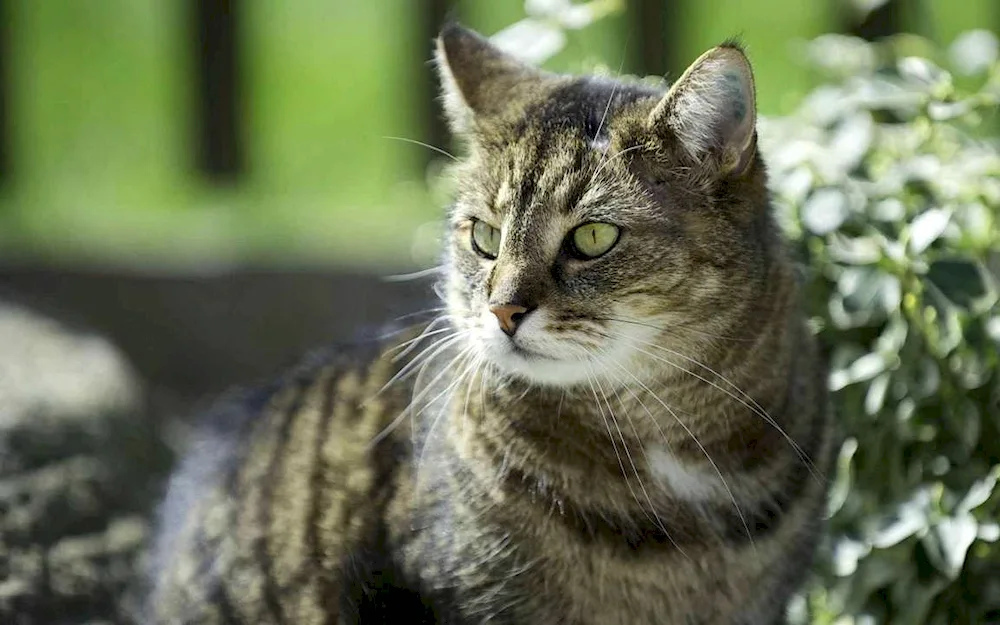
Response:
148,24,832,625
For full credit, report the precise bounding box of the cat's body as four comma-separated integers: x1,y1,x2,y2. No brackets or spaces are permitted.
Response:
148,25,833,624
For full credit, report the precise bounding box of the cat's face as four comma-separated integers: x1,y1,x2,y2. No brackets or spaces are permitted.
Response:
436,26,770,388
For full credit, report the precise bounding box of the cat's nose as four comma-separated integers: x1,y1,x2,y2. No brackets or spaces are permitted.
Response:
489,304,532,337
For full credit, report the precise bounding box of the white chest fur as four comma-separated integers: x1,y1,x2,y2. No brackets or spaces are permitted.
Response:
645,445,725,502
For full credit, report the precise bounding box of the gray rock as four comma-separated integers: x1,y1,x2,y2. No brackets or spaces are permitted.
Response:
0,301,172,624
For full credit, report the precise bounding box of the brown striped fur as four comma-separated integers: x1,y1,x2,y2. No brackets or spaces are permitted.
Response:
147,24,832,624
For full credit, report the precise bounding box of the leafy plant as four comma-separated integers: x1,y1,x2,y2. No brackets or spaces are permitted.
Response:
764,32,1000,625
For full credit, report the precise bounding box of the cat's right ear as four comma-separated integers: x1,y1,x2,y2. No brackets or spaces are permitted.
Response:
647,42,757,178
435,23,546,136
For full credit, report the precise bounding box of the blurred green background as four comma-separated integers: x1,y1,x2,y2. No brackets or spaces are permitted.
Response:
0,0,994,271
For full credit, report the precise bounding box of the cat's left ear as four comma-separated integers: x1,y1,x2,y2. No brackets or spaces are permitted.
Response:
435,23,548,135
648,43,757,177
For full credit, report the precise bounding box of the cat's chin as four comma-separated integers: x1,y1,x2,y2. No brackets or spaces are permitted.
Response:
489,347,597,387
479,333,626,388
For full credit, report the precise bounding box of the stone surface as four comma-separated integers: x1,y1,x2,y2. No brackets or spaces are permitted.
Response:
0,301,172,624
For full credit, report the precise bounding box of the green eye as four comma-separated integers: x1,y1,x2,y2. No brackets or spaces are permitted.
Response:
571,222,620,259
471,220,501,259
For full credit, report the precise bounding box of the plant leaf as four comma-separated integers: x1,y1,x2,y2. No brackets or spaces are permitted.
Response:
923,514,978,578
927,259,988,308
802,188,849,235
909,208,952,254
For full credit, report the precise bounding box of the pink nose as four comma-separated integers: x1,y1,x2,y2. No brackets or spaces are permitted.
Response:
489,304,529,337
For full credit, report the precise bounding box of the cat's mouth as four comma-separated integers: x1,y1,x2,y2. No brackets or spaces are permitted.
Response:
506,341,554,361
473,308,613,386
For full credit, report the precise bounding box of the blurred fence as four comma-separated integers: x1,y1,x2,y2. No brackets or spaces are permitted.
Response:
0,0,996,192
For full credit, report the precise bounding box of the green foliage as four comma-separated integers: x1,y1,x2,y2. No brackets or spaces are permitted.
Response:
760,32,1000,625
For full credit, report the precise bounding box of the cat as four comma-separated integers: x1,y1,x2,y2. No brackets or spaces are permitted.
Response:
146,23,832,625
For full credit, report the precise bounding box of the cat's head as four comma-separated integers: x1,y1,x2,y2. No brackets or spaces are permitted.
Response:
436,24,775,388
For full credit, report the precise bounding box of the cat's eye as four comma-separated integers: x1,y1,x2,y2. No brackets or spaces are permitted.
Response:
570,222,620,259
471,219,501,259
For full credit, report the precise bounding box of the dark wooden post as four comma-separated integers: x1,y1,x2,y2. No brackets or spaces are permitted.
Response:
844,0,903,40
0,0,10,186
628,0,681,79
192,0,243,181
415,0,453,169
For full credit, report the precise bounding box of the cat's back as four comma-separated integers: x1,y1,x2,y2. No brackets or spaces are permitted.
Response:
147,329,433,624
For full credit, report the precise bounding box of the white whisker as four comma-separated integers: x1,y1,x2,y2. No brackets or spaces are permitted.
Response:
597,315,756,343
460,354,482,437
593,368,686,554
414,350,480,489
382,135,458,161
366,332,469,448
387,321,455,361
584,359,689,558
590,42,629,171
609,360,756,554
376,334,463,407
590,144,644,184
382,266,446,282
605,330,821,481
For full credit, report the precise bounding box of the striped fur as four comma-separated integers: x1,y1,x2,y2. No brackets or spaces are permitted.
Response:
147,24,832,625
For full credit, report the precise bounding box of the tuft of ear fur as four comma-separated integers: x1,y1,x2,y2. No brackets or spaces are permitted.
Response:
435,23,547,135
648,43,757,177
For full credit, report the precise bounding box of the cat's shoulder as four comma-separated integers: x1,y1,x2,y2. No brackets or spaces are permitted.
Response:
149,321,422,559
180,320,426,457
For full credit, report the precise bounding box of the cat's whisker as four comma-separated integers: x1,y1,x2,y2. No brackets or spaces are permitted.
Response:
404,338,474,412
605,369,667,477
413,348,479,488
367,333,469,448
632,339,825,482
592,366,687,558
375,312,454,354
589,144,644,184
592,82,619,155
392,326,466,373
598,358,686,504
595,315,757,343
412,359,474,489
609,361,756,555
478,359,488,425
614,367,678,460
382,266,446,283
383,306,449,327
591,42,628,169
460,353,483,437
382,135,458,161
584,360,689,558
513,383,533,404
387,321,455,361
381,331,463,393
606,331,821,482
584,370,637,507
629,335,776,416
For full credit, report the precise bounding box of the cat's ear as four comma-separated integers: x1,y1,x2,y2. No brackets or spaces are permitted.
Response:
648,43,757,177
435,23,546,135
